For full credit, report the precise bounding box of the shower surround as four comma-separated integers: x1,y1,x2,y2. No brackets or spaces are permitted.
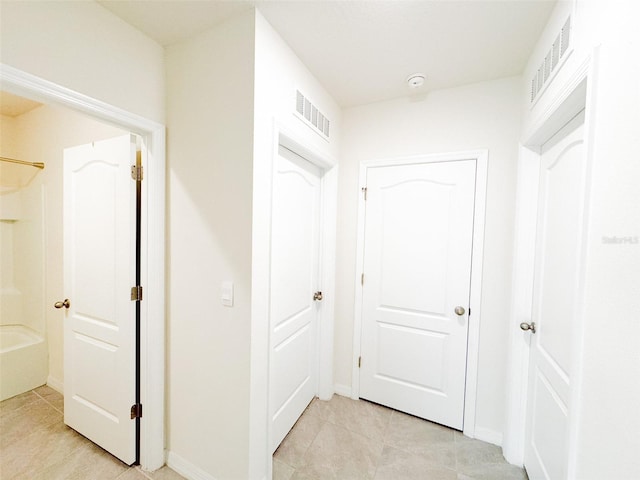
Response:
0,169,48,401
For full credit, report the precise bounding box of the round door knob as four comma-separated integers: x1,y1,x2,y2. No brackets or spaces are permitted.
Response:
454,306,465,316
313,291,323,302
54,299,70,309
520,321,536,334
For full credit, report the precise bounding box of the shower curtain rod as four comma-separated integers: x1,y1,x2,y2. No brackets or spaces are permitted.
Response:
0,156,45,169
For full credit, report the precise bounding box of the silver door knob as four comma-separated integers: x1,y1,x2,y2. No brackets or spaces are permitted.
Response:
454,306,465,316
54,299,70,309
520,321,536,334
313,291,323,301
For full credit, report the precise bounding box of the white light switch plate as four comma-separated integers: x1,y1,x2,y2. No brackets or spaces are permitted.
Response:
221,281,234,307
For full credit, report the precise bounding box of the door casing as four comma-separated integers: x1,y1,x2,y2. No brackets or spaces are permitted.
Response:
254,120,338,480
0,64,166,471
502,52,596,473
269,143,323,452
503,52,599,472
351,150,488,440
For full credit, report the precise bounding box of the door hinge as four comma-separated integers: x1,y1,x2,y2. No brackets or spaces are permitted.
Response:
468,308,471,316
361,187,367,201
130,403,142,419
358,356,362,368
130,285,143,302
361,273,364,285
130,165,143,181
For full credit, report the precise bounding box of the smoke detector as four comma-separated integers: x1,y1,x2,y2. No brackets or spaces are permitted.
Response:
407,73,425,88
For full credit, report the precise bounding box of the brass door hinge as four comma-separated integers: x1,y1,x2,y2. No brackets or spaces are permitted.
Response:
130,164,143,181
361,273,364,285
358,356,362,368
131,286,143,302
130,403,143,419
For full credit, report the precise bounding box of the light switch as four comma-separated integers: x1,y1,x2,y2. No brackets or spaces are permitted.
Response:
221,281,234,307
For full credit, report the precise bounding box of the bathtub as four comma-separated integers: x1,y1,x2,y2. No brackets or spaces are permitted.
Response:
0,325,48,401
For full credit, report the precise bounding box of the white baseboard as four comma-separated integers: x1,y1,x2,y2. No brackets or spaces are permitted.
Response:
473,426,503,447
47,376,63,394
333,383,352,398
166,451,219,480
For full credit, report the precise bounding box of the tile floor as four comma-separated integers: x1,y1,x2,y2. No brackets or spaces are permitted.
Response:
0,385,184,480
1,387,527,480
273,395,528,480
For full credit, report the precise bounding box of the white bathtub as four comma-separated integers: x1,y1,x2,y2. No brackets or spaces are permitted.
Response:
0,325,48,401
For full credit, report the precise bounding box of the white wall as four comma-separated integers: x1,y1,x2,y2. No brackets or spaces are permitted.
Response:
575,6,640,477
0,1,165,123
0,115,44,341
337,77,522,440
517,1,640,477
165,10,256,480
165,9,342,479
3,104,125,389
250,10,341,478
0,114,19,157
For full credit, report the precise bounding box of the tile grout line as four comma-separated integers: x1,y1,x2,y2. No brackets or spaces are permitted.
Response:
294,413,327,474
32,388,64,415
273,400,326,475
4,391,74,479
135,466,155,479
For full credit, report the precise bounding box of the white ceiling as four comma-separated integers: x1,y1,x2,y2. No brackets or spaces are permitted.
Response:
99,0,556,107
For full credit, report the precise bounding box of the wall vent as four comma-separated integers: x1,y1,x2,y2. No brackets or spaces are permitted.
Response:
295,90,330,139
531,16,571,103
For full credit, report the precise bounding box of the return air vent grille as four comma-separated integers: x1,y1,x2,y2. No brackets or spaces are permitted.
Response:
295,90,330,139
531,16,571,103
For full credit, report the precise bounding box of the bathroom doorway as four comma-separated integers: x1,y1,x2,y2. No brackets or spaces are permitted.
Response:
0,66,166,470
0,94,139,461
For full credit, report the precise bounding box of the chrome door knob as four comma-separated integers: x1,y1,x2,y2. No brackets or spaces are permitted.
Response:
313,291,323,301
454,306,466,316
54,299,70,309
520,321,536,334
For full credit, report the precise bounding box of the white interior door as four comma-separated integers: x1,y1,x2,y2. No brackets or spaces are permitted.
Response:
359,160,476,430
62,134,137,465
524,115,585,479
269,145,322,452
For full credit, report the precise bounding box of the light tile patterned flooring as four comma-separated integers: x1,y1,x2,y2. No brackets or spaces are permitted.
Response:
1,386,527,480
0,385,184,480
273,395,528,480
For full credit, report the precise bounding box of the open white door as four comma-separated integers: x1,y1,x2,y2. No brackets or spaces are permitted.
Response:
62,134,137,465
269,145,322,452
523,115,585,479
359,160,476,430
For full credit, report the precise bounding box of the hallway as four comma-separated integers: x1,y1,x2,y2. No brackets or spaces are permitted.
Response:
2,385,527,479
274,395,527,480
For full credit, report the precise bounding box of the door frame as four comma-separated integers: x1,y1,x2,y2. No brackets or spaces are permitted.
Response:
502,51,597,474
351,149,488,438
0,64,166,471
252,119,338,479
272,125,338,402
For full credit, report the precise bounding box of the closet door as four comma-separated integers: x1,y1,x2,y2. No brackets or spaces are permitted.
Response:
269,145,322,452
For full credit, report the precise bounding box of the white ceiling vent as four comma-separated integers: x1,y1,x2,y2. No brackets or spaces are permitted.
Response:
531,16,571,104
295,90,330,140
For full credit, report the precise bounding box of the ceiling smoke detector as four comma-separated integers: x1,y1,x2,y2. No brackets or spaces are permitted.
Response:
407,73,426,88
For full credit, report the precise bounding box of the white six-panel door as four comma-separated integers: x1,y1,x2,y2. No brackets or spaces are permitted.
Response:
63,134,137,465
269,145,322,452
359,160,476,430
524,117,585,480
